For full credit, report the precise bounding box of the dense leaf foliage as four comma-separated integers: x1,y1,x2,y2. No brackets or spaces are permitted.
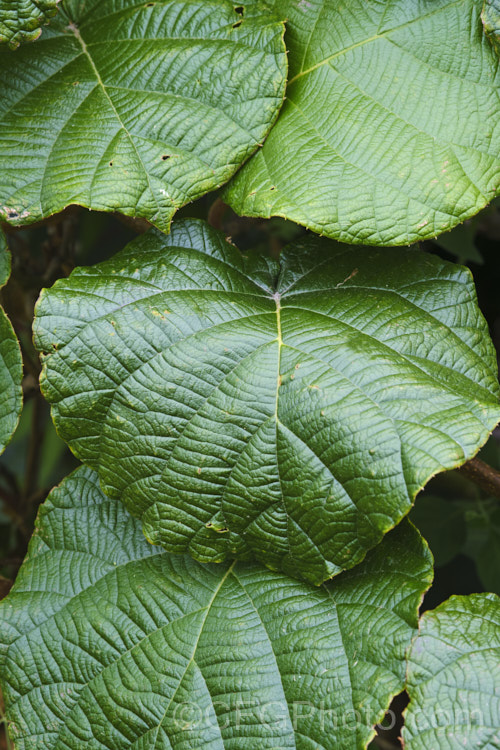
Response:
0,466,433,750
404,593,500,749
0,231,23,454
225,0,500,245
0,0,286,230
0,0,59,48
0,1,499,746
33,219,500,583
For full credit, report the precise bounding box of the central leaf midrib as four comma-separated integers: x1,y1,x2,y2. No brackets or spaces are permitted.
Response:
43,558,238,750
65,19,161,213
231,569,298,747
148,559,237,750
274,292,282,421
61,5,267,169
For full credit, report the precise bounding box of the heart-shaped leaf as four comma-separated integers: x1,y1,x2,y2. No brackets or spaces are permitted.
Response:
0,466,433,750
224,0,500,246
404,593,500,749
0,0,286,230
0,231,23,453
33,219,500,583
0,0,60,48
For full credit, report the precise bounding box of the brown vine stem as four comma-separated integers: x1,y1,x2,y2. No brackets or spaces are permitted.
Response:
457,456,500,500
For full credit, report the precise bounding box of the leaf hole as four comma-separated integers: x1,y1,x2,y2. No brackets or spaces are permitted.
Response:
145,2,155,6
161,154,170,160
270,186,276,191
109,161,113,167
232,5,244,27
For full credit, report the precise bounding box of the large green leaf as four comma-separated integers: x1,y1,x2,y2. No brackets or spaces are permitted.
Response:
0,1,286,230
224,0,500,246
33,219,500,584
483,0,500,54
404,593,500,749
0,231,23,454
0,0,60,48
0,466,433,750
